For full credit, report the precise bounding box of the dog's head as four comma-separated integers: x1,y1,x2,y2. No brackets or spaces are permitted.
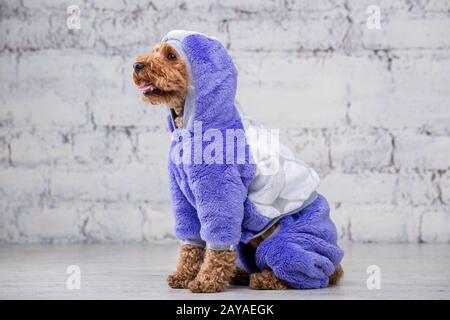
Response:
132,43,189,113
133,30,238,130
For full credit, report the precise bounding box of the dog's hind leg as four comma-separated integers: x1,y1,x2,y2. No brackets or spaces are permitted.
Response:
250,270,289,290
230,267,250,286
250,265,344,290
328,264,344,285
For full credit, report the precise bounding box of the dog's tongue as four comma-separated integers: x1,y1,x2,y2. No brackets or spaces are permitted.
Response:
138,84,156,93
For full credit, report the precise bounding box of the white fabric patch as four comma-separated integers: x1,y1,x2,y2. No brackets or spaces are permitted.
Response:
238,107,320,219
162,29,218,43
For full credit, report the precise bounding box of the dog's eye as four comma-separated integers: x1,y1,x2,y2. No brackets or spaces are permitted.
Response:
166,53,177,61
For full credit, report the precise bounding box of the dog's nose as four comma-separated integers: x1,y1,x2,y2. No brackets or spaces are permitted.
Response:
133,62,145,74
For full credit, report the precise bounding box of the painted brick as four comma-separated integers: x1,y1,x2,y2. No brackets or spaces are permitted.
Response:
9,130,72,166
395,170,439,205
0,0,449,243
421,208,450,243
82,202,144,242
331,128,392,171
72,129,134,169
282,129,330,169
0,167,48,204
440,172,450,204
320,171,397,204
339,203,422,242
395,134,450,170
17,205,81,243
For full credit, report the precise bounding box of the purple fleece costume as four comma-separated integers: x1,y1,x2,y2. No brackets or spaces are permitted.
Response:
162,30,343,289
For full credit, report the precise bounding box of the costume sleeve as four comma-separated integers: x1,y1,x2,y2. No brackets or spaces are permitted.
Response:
168,162,202,242
186,163,246,247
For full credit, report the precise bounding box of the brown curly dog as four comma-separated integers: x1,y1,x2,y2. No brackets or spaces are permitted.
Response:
132,41,343,293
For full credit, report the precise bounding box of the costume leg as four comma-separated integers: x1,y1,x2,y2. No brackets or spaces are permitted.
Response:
254,195,344,289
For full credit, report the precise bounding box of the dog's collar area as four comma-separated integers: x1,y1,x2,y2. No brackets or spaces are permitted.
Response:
170,108,184,129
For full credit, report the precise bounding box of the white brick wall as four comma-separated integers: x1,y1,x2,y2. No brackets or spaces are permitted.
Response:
0,0,449,243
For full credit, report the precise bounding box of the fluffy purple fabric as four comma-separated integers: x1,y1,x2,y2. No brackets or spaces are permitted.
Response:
165,32,343,288
167,34,256,245
237,195,344,288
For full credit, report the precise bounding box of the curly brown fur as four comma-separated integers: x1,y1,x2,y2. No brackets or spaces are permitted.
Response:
230,267,250,286
166,244,205,289
250,270,290,290
249,265,344,290
328,264,344,285
132,43,189,126
188,249,237,293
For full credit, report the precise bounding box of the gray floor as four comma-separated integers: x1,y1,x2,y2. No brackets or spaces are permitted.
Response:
0,243,449,299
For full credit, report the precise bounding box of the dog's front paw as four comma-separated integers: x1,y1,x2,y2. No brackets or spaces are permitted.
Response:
167,273,195,289
166,244,205,289
188,249,237,293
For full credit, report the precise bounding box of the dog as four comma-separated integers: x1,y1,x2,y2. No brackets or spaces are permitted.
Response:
133,30,344,293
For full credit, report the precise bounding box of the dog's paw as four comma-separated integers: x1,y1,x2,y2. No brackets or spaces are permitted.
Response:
188,277,227,293
328,264,344,285
250,270,289,290
166,244,205,289
230,267,250,286
187,249,237,293
166,273,195,289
